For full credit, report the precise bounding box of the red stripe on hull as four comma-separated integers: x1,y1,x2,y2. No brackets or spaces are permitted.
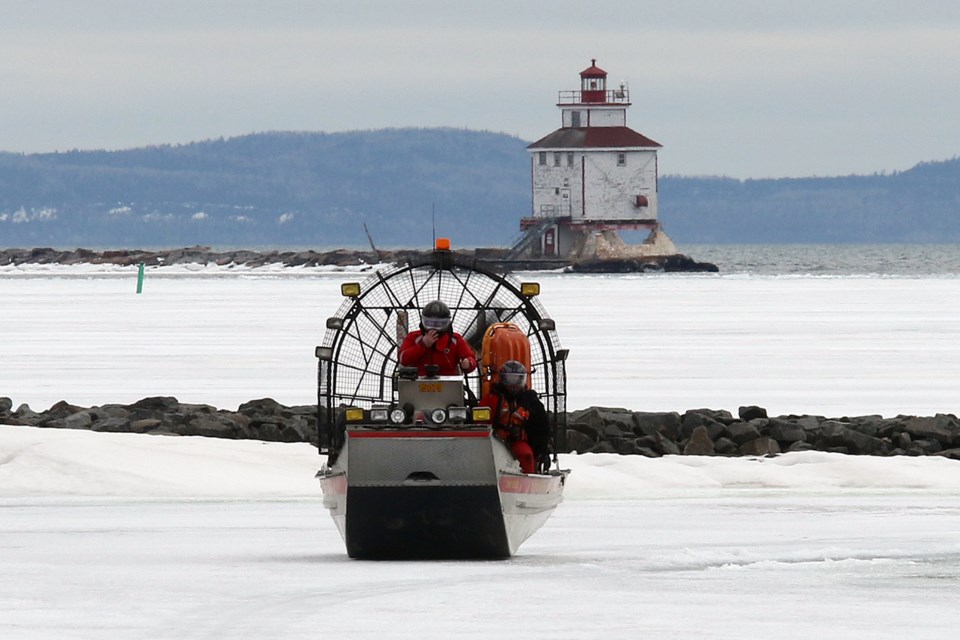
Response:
498,474,563,495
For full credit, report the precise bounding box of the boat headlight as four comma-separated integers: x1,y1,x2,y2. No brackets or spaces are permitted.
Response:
429,408,447,424
448,406,468,423
471,406,492,422
389,408,407,424
369,408,389,422
344,407,365,422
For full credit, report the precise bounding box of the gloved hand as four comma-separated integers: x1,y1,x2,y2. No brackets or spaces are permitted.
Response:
537,453,552,473
508,407,529,438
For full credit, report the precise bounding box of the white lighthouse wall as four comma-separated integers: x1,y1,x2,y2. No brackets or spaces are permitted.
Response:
531,153,581,217
531,149,658,221
561,107,626,128
582,150,658,221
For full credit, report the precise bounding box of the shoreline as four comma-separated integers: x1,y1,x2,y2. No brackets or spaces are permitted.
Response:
0,245,719,273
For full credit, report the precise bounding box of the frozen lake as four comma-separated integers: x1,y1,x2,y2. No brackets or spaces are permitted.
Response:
2,265,959,418
2,426,960,639
3,264,959,639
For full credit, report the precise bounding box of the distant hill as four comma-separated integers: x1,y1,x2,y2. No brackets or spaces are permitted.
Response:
1,129,958,247
660,159,960,243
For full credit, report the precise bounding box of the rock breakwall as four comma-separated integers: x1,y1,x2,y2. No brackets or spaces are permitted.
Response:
3,397,958,460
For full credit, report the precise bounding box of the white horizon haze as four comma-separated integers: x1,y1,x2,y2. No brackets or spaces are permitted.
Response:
2,1,960,179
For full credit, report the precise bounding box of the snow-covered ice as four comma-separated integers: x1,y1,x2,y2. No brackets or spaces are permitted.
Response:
2,426,960,639
2,265,960,638
2,266,959,417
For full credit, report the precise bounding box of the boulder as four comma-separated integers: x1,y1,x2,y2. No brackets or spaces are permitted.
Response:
92,417,133,433
819,421,888,455
723,422,762,445
186,414,240,439
565,429,595,453
713,437,739,455
685,408,736,425
655,432,682,456
63,411,95,430
632,411,682,440
14,404,42,425
738,405,767,422
238,397,285,416
683,426,716,456
901,415,960,447
768,419,807,445
130,418,163,433
129,396,180,413
681,411,726,441
739,437,781,456
567,422,600,442
568,407,635,439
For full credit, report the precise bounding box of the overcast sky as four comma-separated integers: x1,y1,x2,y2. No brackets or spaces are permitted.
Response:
2,1,959,178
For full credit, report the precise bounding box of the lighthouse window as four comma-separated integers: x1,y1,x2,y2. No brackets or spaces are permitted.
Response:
617,153,626,167
571,111,581,127
553,152,561,167
567,152,575,166
538,152,546,166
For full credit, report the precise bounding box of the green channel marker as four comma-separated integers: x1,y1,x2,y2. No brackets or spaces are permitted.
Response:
136,262,145,293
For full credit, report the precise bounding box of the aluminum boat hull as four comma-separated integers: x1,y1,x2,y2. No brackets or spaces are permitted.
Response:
317,425,566,559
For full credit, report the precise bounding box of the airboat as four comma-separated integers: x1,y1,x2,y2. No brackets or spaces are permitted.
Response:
314,241,570,559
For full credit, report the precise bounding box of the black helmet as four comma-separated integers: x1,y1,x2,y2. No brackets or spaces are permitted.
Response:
421,300,451,331
499,360,527,392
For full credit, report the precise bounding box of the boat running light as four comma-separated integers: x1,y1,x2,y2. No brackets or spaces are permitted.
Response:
341,282,361,298
344,407,365,422
448,406,469,423
520,282,540,297
471,406,492,422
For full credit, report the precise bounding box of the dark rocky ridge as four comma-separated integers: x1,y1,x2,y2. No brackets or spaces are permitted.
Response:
0,246,718,272
3,396,958,460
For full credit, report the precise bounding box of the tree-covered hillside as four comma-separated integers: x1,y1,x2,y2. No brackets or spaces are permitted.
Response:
0,129,530,249
659,159,960,243
1,128,957,247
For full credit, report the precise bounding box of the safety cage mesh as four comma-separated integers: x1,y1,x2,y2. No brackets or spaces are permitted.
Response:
316,253,567,452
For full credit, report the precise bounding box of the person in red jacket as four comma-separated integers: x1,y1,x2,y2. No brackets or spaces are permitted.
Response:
478,360,550,474
398,300,477,376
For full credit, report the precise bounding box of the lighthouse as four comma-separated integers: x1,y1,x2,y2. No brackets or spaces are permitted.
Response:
511,59,676,261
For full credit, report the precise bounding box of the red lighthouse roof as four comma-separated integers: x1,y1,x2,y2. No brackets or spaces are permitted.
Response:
580,58,607,78
528,126,661,150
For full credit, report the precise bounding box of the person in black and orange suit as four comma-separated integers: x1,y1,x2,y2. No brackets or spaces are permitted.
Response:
398,300,477,376
478,360,550,474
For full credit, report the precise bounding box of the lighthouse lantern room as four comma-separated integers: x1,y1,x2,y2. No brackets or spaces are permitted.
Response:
512,59,676,261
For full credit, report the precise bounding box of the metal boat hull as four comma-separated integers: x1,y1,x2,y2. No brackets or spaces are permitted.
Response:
318,425,566,559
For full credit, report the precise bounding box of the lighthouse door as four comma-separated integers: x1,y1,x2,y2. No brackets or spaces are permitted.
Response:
543,226,557,256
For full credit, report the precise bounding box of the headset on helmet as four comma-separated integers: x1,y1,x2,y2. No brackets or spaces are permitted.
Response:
421,300,451,332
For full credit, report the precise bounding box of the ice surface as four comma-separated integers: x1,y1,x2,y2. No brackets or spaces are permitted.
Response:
2,426,960,639
2,265,960,638
2,266,959,417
